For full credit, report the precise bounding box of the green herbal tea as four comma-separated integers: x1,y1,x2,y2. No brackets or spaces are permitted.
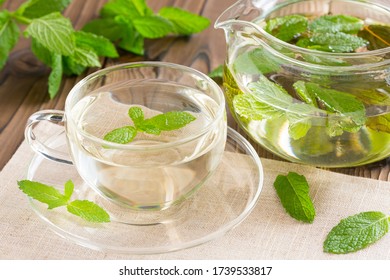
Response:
224,12,390,167
67,83,226,210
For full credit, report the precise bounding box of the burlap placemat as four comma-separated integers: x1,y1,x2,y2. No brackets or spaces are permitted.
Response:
1,124,390,260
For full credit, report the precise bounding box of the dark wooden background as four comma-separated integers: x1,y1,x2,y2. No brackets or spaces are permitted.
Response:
1,0,390,180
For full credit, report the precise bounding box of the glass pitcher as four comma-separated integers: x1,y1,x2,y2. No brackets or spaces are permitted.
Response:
215,0,390,167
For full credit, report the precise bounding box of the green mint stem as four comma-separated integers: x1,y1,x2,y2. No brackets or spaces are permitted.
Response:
10,13,32,25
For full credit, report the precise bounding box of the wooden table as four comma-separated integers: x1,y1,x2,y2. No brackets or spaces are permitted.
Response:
1,0,390,180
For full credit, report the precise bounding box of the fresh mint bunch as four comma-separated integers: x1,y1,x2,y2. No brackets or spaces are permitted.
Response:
82,0,210,55
18,179,110,223
103,106,196,144
0,0,119,98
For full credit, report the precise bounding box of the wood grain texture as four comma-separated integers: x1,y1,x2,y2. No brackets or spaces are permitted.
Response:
1,0,390,181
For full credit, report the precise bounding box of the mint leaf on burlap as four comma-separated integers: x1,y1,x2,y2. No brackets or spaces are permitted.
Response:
324,211,389,254
273,172,316,223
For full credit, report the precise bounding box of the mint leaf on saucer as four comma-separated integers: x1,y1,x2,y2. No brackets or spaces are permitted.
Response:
103,126,138,144
324,211,389,254
159,6,210,35
18,180,69,209
67,200,110,223
18,179,110,223
273,172,316,223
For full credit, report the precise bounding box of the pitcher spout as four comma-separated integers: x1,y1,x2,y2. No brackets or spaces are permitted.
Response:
214,0,277,30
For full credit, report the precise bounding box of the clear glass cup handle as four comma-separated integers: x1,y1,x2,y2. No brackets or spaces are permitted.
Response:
25,110,73,165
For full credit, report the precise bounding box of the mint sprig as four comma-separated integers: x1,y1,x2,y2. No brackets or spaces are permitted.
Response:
82,0,210,55
273,172,316,223
0,0,119,98
18,179,110,223
324,211,389,254
103,106,196,144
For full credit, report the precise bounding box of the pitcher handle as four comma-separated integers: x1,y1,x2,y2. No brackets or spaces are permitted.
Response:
25,110,73,165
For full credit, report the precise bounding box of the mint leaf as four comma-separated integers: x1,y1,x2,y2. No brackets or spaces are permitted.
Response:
68,46,100,68
273,172,316,223
233,92,282,121
0,11,20,69
18,0,72,19
366,114,390,133
62,56,86,76
208,65,223,80
74,31,119,58
18,180,69,209
103,126,137,144
113,15,144,55
265,14,308,42
128,106,144,126
305,82,366,127
64,180,74,200
158,7,210,35
324,211,389,254
24,12,75,56
293,80,318,106
133,15,173,39
48,53,63,98
67,200,110,223
82,17,125,42
233,48,280,75
31,38,52,65
248,76,293,108
309,15,364,34
297,32,368,53
358,25,390,51
286,103,315,140
100,0,152,18
142,111,196,132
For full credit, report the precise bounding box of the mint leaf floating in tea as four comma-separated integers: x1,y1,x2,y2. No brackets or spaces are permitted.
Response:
324,211,389,254
18,180,110,223
309,15,364,34
265,14,308,42
296,32,368,53
103,126,137,144
358,24,390,51
273,172,316,223
104,106,196,144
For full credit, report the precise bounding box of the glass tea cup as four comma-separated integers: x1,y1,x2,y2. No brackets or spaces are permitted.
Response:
25,62,227,211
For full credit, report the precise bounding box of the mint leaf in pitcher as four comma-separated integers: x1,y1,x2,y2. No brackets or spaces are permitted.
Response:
18,180,110,223
103,106,196,144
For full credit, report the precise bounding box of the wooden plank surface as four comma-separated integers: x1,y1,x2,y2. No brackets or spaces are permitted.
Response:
1,0,390,181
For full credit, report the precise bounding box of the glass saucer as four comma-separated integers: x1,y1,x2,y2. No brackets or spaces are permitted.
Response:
26,127,264,255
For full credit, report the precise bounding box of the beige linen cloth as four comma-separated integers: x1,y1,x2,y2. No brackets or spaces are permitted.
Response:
1,124,390,260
